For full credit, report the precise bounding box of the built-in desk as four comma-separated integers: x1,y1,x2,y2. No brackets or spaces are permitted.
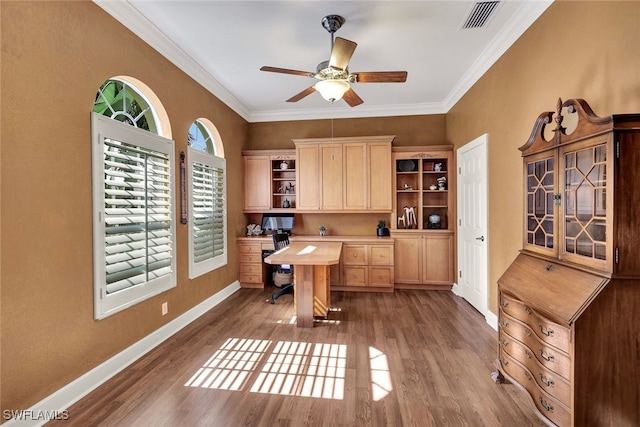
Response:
264,241,342,327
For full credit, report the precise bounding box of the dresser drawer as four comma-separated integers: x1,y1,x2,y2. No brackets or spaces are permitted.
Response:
343,266,367,286
239,263,262,274
499,311,571,380
343,245,367,265
500,293,571,354
369,245,393,265
368,266,393,287
240,253,262,263
239,272,262,284
238,243,262,255
499,331,571,408
499,352,571,427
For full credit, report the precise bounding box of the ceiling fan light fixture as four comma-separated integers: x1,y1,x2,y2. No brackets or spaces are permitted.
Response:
315,79,350,103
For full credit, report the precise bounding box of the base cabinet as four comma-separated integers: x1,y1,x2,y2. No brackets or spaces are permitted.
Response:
335,241,394,291
393,232,454,289
237,241,266,288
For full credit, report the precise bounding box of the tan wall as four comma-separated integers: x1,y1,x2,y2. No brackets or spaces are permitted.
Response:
446,1,640,314
1,2,248,412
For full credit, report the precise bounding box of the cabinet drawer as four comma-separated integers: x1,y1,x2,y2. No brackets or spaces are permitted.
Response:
499,311,571,380
499,331,571,408
500,293,571,354
239,263,262,274
368,267,393,287
238,243,262,255
240,253,262,263
239,272,262,284
343,245,367,265
369,245,393,265
343,266,367,286
499,352,571,427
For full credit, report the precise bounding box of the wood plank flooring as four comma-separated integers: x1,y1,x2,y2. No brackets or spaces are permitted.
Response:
47,288,545,426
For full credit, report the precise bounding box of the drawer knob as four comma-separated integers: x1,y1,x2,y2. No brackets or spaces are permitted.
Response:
539,325,555,337
539,373,555,388
500,357,509,367
501,300,509,308
525,307,532,315
501,320,509,328
525,350,532,359
540,350,555,362
545,264,554,271
539,396,554,413
500,339,509,348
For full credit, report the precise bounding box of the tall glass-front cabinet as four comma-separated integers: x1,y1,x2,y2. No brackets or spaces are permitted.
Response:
391,145,455,288
495,99,640,426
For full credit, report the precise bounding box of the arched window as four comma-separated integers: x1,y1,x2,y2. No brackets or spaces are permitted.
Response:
91,77,176,319
187,119,227,278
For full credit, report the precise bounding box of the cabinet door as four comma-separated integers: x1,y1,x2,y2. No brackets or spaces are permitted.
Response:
423,234,454,284
393,235,422,284
320,144,343,209
368,142,392,210
296,144,319,210
523,150,558,257
343,143,367,210
243,156,271,211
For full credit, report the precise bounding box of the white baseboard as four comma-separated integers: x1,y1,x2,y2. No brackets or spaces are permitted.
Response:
3,281,241,427
485,309,498,331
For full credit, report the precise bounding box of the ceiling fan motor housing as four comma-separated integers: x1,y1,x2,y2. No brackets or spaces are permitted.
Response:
321,15,345,34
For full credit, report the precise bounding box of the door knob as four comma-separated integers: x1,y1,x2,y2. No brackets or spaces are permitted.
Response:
475,236,485,241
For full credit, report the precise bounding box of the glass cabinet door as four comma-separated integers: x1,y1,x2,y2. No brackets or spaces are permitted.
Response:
524,152,557,255
561,142,609,268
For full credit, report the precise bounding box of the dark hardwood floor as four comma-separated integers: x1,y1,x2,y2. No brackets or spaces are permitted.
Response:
48,288,545,426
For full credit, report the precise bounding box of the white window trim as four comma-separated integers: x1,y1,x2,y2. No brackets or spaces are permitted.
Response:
187,146,227,279
91,112,177,319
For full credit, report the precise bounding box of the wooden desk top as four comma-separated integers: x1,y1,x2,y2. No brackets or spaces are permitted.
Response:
264,241,343,266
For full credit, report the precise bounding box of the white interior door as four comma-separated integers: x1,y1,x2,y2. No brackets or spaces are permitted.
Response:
454,134,488,316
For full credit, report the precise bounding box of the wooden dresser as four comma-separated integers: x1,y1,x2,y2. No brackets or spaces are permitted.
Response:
495,99,640,426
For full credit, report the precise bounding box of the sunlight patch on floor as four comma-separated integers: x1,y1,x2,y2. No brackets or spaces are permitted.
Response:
369,346,392,401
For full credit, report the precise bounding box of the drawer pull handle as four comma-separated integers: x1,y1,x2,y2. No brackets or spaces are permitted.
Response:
500,339,509,348
525,371,532,381
500,357,509,367
525,307,532,315
539,373,554,387
525,350,532,359
540,350,555,362
525,328,532,337
501,300,509,308
545,264,554,271
501,320,509,328
539,325,555,337
539,396,554,412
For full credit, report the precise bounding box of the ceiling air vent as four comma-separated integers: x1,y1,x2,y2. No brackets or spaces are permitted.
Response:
462,1,500,29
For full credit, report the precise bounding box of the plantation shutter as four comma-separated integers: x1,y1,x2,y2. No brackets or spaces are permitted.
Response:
188,147,227,278
103,139,173,294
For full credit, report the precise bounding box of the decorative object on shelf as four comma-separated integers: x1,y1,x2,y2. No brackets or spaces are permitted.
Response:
429,184,437,190
280,161,289,170
401,206,417,229
404,183,413,190
319,225,326,236
397,215,405,228
377,220,390,236
285,182,295,194
282,198,291,208
428,214,442,229
246,223,263,236
434,163,443,171
437,176,447,190
398,159,417,172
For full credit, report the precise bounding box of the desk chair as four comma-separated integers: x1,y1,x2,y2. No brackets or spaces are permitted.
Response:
270,233,294,304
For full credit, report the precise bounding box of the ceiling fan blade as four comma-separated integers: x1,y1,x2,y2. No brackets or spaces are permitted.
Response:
329,37,357,70
354,71,408,83
342,88,364,107
286,86,316,103
260,66,314,77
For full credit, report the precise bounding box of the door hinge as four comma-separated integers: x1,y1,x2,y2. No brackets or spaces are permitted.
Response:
459,270,462,278
458,166,462,174
616,140,620,159
615,247,619,264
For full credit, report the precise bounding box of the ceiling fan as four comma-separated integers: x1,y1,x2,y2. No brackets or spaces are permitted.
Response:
260,14,408,107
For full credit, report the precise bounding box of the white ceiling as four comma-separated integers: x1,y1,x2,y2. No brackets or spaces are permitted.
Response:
95,1,552,122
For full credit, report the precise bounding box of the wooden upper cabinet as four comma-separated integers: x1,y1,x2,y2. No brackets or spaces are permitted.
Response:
294,135,394,212
296,144,320,210
243,154,270,211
